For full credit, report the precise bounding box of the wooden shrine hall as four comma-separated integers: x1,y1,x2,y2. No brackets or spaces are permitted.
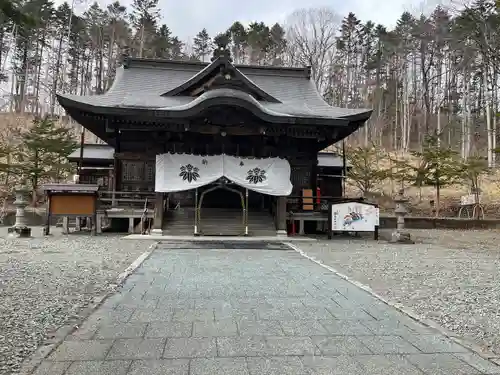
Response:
57,46,372,236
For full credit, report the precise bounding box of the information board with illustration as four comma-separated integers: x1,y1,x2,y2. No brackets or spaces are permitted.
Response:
330,202,379,232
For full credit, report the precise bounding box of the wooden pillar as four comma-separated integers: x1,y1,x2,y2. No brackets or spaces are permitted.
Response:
311,154,318,210
128,217,135,233
276,196,287,237
151,192,164,236
112,128,121,206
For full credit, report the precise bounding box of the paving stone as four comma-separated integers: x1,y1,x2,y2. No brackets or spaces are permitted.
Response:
214,306,256,321
44,247,498,374
230,297,271,310
237,320,284,336
453,352,500,374
106,338,166,359
288,306,335,320
358,335,422,354
93,323,148,339
319,319,373,335
89,307,135,324
32,361,71,375
195,299,231,310
115,298,159,310
301,297,342,310
361,319,419,336
145,321,193,338
127,359,190,375
217,336,267,356
404,334,470,353
48,340,114,361
405,353,482,374
171,307,215,322
163,337,216,358
302,355,365,375
357,355,423,374
312,336,372,355
280,320,329,336
327,306,376,320
66,322,100,341
265,336,316,355
157,298,195,309
64,360,131,375
266,298,305,309
128,308,173,322
247,356,306,375
255,307,296,320
190,357,249,375
193,319,238,336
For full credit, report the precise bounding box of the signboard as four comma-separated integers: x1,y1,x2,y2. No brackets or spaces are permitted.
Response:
330,202,379,232
460,194,481,206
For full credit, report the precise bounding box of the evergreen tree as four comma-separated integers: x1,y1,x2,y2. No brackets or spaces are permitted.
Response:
130,0,160,57
193,28,211,62
13,117,77,203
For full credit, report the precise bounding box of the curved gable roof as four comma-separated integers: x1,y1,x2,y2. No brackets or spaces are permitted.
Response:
56,57,372,126
162,56,281,103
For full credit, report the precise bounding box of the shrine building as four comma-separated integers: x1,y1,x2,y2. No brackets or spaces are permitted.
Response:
58,47,372,236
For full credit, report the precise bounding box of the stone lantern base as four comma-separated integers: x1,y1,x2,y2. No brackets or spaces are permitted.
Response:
389,230,414,244
8,226,32,238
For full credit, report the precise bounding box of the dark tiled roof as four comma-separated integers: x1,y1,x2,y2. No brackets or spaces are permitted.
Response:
67,144,348,168
42,183,100,192
67,144,114,161
57,57,372,124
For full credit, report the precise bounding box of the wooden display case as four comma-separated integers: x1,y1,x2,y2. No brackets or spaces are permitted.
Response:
42,184,99,235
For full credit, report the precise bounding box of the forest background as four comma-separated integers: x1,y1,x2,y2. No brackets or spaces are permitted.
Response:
0,0,499,216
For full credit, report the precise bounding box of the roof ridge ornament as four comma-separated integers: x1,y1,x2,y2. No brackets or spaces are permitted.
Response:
211,46,232,63
211,37,232,63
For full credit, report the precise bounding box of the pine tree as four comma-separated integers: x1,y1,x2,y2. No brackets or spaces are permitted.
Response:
193,28,211,62
130,0,160,57
13,117,77,204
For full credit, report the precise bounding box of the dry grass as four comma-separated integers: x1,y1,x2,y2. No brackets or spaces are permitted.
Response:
344,151,500,217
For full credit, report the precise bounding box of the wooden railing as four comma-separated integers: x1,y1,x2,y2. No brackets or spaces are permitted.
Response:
98,190,155,209
286,195,365,213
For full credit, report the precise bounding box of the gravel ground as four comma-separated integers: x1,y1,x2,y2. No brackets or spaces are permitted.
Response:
298,229,500,355
0,227,147,375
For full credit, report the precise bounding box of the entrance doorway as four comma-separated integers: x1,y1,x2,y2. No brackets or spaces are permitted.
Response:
197,179,246,235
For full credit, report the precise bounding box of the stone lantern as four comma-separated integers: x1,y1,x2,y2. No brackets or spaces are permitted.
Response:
389,188,414,244
8,186,32,237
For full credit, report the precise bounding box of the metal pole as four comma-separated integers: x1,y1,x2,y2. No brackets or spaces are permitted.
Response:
194,188,198,235
78,127,85,176
245,188,248,236
342,141,347,197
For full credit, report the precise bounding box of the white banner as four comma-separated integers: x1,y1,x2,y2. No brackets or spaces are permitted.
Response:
155,153,292,196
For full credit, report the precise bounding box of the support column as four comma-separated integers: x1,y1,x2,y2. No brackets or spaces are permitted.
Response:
96,214,102,234
62,217,69,234
151,192,164,236
128,217,135,234
276,196,287,237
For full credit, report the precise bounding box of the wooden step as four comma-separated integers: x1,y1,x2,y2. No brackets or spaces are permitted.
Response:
163,208,276,236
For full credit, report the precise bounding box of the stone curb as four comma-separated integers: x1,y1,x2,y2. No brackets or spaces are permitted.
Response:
285,242,500,363
19,241,158,375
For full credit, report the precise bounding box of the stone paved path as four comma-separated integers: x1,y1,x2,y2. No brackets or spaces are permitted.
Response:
33,241,500,374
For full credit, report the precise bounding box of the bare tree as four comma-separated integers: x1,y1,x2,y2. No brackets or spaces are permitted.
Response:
284,7,340,91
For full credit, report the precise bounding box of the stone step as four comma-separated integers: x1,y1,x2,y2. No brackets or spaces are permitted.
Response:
163,208,276,236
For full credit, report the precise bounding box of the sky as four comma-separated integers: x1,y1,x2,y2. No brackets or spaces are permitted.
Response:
72,0,455,42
